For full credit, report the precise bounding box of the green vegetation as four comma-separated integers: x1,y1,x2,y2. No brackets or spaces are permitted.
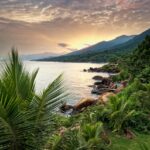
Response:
40,29,150,63
0,50,67,149
0,36,150,149
113,35,150,82
47,36,150,149
40,50,127,63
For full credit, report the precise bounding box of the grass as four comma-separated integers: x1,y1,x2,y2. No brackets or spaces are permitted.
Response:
110,133,150,150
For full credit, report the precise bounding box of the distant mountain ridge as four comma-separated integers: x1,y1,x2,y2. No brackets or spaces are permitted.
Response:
21,52,60,60
39,28,150,62
67,35,135,56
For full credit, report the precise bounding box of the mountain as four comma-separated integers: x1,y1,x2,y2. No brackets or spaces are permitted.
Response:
21,52,60,60
67,35,135,56
40,28,150,62
105,28,150,53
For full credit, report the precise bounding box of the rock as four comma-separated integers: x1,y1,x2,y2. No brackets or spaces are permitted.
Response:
73,98,97,112
59,103,74,113
94,82,102,86
83,69,87,72
91,87,114,95
60,98,97,114
92,77,112,95
100,64,120,73
88,67,101,72
94,82,109,88
94,78,111,86
85,64,120,74
92,78,111,95
91,88,101,94
101,78,111,85
114,81,128,94
98,92,115,104
97,84,108,89
92,75,103,80
88,85,94,87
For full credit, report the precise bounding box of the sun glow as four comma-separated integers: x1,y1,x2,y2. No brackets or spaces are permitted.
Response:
68,35,112,51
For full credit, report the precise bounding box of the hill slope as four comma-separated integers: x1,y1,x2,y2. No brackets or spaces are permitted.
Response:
67,35,135,56
39,28,150,62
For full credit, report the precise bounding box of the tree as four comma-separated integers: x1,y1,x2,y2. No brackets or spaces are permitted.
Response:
0,49,67,149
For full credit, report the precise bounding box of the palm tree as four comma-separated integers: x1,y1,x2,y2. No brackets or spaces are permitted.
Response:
0,49,67,150
77,122,106,150
104,91,137,133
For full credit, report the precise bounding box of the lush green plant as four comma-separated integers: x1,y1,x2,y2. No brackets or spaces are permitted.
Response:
78,122,109,150
137,67,150,83
124,36,150,79
138,142,150,150
104,95,136,132
99,63,120,73
0,49,67,149
111,69,130,81
101,79,150,133
48,122,110,150
48,129,79,150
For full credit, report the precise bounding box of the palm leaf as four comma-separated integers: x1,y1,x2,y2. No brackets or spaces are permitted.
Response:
1,49,38,102
0,49,67,149
0,93,35,150
31,74,68,126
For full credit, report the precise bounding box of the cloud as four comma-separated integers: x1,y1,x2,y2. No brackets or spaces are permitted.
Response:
0,0,149,26
0,0,149,55
58,43,69,48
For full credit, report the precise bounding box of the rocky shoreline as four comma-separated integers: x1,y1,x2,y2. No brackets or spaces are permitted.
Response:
83,63,120,73
60,63,126,114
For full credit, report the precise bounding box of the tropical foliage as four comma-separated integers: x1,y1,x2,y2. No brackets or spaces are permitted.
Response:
48,36,150,149
0,35,150,149
0,49,66,149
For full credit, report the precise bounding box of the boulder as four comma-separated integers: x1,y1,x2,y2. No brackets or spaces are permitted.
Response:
88,85,94,87
98,92,115,104
92,87,114,95
60,98,97,114
94,82,102,86
91,88,101,94
73,98,97,112
88,67,101,72
92,75,103,80
59,103,74,113
85,64,120,74
101,78,111,85
94,78,111,86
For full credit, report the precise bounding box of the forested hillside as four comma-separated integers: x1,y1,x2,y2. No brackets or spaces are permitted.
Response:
40,28,150,62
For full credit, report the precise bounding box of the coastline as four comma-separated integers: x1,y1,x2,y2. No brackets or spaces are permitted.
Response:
60,63,123,114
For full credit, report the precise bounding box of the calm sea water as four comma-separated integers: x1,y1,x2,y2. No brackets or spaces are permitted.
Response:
0,61,109,104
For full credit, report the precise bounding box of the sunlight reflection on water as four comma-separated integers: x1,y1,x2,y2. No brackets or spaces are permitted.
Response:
0,61,109,104
24,61,109,104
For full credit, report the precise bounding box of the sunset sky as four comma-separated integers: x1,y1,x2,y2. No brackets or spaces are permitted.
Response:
0,0,150,55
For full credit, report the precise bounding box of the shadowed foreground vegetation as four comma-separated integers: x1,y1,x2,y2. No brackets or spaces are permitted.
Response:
0,50,67,150
0,36,150,150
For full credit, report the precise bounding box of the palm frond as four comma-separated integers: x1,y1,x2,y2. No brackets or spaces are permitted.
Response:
1,49,38,101
0,49,67,149
0,93,35,150
31,74,68,126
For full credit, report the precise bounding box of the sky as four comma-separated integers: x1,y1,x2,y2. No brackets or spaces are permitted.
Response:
0,0,150,55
